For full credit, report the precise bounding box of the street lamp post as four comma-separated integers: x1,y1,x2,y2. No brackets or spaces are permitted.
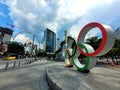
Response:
64,30,67,44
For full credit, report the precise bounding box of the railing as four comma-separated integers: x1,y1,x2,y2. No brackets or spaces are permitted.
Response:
0,58,37,71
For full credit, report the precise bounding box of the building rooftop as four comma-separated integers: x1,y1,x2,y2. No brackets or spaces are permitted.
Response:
0,26,13,35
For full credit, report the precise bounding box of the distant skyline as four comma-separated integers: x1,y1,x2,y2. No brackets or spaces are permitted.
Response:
0,0,120,45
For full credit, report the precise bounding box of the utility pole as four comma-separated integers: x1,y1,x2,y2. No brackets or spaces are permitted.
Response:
33,34,35,44
64,30,67,44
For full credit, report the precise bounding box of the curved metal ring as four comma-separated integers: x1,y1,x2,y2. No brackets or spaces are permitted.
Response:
72,43,97,71
77,22,115,56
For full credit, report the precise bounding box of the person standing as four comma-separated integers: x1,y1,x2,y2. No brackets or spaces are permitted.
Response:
0,42,8,55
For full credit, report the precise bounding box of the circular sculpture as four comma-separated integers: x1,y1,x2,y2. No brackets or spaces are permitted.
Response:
62,36,76,67
72,43,97,71
62,22,115,72
77,22,115,56
64,49,73,67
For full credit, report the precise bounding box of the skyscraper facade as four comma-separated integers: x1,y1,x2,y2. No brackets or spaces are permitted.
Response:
44,28,56,53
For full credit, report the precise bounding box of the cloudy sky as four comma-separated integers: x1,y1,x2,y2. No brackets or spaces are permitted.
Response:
0,0,120,45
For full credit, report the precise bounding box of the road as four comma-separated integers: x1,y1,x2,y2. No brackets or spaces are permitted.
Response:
0,58,55,90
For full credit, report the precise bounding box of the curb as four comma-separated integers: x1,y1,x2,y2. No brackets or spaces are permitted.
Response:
46,69,62,90
46,63,120,90
46,67,89,90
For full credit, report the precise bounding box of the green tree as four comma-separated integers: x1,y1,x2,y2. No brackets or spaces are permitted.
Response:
106,38,120,65
7,41,25,54
86,36,100,50
37,49,46,57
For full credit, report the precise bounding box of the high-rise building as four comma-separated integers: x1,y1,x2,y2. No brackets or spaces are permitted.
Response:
0,26,13,43
43,28,56,53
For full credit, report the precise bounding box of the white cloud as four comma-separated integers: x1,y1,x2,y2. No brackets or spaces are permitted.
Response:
6,0,60,33
3,0,120,43
12,34,32,43
68,0,120,40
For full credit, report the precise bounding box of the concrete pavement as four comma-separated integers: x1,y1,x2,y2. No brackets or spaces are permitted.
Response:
46,62,120,90
0,59,120,90
0,59,52,90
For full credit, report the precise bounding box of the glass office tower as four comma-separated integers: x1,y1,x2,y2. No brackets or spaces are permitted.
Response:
44,28,56,53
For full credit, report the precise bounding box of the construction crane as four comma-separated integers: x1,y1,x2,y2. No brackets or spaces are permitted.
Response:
6,23,15,30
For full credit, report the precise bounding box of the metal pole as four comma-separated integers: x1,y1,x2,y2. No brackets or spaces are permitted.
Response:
64,30,67,44
5,62,9,70
18,61,21,67
33,35,35,44
13,61,16,68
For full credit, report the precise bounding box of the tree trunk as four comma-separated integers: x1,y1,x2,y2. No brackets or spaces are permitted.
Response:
111,56,116,65
106,56,109,62
115,56,119,65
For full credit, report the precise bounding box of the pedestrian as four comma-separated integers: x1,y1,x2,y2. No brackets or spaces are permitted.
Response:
0,42,8,55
